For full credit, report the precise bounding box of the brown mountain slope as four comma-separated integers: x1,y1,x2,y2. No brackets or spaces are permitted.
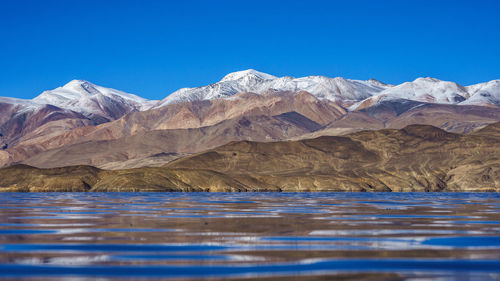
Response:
0,103,105,146
166,123,500,192
472,121,500,139
384,102,500,133
3,94,500,170
0,164,274,192
0,91,345,168
1,123,498,192
22,113,322,169
0,103,107,166
12,101,500,173
304,101,500,139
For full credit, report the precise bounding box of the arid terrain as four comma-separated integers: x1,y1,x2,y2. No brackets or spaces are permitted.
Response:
1,122,498,192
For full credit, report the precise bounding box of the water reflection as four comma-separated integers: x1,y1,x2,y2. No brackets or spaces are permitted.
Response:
0,192,499,280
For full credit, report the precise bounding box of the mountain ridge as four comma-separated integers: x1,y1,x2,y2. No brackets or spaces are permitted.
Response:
2,70,500,113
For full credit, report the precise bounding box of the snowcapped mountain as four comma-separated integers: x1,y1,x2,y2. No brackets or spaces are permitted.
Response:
154,69,392,108
461,80,500,107
220,69,278,82
0,80,158,148
1,71,500,123
154,69,279,106
350,77,470,110
0,97,39,129
34,80,158,120
0,97,97,148
156,70,500,111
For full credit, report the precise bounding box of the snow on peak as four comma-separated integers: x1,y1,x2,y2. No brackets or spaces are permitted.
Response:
33,80,158,119
61,80,99,94
3,73,499,120
413,77,442,83
63,79,93,87
461,79,500,107
349,77,470,110
220,69,277,82
154,70,393,108
366,78,393,87
0,96,38,106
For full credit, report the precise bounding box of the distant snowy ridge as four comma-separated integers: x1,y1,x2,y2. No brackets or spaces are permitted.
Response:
349,77,470,110
154,69,391,108
462,80,500,107
1,71,499,117
34,80,158,119
1,80,158,121
154,69,500,110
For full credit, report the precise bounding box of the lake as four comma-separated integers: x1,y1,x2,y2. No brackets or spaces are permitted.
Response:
0,192,499,280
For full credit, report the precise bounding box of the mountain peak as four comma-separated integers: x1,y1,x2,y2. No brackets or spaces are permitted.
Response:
366,78,393,87
413,77,442,83
60,80,101,95
31,80,156,119
220,69,277,82
62,79,93,88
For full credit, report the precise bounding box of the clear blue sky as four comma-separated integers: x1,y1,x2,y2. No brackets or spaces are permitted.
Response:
1,0,499,100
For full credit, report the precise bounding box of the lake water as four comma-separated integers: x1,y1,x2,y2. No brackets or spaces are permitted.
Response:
0,192,499,281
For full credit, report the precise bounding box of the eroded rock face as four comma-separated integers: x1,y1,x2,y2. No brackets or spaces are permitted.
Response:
1,123,499,192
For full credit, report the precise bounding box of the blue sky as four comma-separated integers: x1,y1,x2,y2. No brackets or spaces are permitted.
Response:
1,0,499,100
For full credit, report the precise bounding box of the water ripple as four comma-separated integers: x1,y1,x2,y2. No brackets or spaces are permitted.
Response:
0,192,499,280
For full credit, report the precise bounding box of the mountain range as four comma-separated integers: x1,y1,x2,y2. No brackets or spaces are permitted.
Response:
1,69,499,173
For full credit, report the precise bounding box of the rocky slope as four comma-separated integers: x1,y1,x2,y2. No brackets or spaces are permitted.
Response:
22,113,324,169
0,80,158,165
308,100,500,138
165,123,500,192
0,97,103,147
5,91,345,168
7,91,500,170
1,123,498,192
